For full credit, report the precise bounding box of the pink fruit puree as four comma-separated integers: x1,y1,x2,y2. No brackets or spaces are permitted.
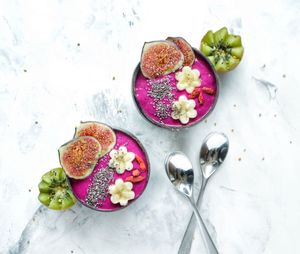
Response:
70,130,149,212
134,52,217,128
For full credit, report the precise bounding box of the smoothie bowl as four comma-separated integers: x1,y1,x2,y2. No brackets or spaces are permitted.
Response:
132,37,219,129
58,121,150,212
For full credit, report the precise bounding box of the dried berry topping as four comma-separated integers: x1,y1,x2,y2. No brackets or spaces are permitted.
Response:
135,155,147,171
202,87,215,95
135,155,144,164
125,176,134,182
126,175,145,183
132,169,140,176
139,162,147,171
188,87,201,99
131,176,145,183
198,91,204,105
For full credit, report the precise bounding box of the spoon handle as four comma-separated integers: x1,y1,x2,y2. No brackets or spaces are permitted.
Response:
188,198,219,254
178,180,214,254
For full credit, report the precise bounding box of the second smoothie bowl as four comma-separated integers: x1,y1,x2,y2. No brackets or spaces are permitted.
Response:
132,37,219,129
59,121,150,212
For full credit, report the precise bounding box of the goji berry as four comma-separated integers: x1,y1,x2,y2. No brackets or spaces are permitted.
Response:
188,87,201,99
198,91,204,105
132,169,140,176
202,87,215,95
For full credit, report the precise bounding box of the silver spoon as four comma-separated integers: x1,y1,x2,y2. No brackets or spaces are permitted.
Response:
165,151,219,254
178,132,229,254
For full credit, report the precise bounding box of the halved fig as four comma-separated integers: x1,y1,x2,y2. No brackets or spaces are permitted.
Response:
59,136,102,179
167,37,195,66
140,40,184,79
38,168,77,210
74,121,116,156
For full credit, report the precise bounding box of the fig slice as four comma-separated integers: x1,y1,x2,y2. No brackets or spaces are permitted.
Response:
140,40,184,79
38,168,77,210
74,121,116,156
59,136,102,179
166,37,195,66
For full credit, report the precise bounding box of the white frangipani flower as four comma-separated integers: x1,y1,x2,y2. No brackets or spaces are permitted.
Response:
175,66,201,93
109,179,135,206
109,146,135,174
171,95,197,124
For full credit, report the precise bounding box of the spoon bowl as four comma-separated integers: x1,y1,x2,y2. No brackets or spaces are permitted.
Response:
165,151,194,198
200,132,229,179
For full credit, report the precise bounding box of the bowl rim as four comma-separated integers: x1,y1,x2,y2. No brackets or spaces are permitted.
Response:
131,47,220,130
67,123,151,213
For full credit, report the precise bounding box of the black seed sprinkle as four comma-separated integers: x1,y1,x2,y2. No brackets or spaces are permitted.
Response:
147,76,175,121
85,167,114,208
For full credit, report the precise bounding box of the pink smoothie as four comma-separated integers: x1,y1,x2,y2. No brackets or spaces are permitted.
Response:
70,130,149,212
134,51,218,128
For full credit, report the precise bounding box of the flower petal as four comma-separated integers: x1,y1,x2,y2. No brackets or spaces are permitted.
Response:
115,178,123,185
116,166,125,174
108,185,116,194
124,152,135,162
187,109,197,118
180,115,189,124
123,191,135,200
119,199,129,206
186,86,195,94
182,66,191,73
109,149,117,158
111,195,119,204
192,79,200,87
125,162,133,171
188,99,196,108
192,69,200,78
119,146,127,154
175,72,183,81
108,159,114,168
171,112,179,120
124,182,133,190
179,95,188,102
177,82,186,90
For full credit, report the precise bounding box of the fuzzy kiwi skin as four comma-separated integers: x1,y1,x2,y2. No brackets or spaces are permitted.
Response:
38,168,77,210
200,27,244,73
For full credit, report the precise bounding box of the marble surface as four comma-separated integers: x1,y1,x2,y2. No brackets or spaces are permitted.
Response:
1,0,300,253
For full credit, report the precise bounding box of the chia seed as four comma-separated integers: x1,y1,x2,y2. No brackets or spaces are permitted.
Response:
147,76,175,121
85,167,114,208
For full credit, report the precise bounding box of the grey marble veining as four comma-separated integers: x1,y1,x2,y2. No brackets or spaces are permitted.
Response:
1,0,300,253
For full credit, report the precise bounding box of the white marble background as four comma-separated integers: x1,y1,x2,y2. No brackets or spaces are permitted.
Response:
0,0,299,253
